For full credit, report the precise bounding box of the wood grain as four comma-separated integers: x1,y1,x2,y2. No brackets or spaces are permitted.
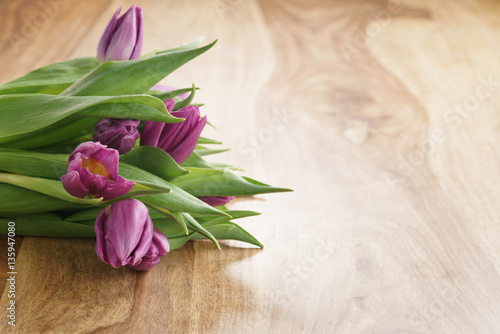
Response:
2,0,500,333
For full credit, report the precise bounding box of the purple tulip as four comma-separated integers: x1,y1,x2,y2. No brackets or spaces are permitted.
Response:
141,103,207,164
95,199,154,268
60,141,135,201
199,196,234,207
93,119,140,154
127,227,170,271
97,5,143,63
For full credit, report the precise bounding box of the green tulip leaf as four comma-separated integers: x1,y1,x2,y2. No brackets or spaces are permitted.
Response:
173,84,196,111
198,137,222,145
149,86,200,101
181,151,217,169
171,168,293,196
61,41,216,96
158,36,205,54
0,57,99,95
0,150,67,179
1,118,99,150
190,222,263,248
0,172,103,205
0,184,82,215
0,94,181,144
119,163,230,217
0,217,95,237
120,146,188,181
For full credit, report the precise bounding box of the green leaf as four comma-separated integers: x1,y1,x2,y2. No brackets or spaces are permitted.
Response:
191,210,261,225
166,235,193,251
0,150,67,179
171,168,293,196
61,41,216,96
198,136,222,145
119,163,230,217
0,172,102,205
1,118,98,150
120,146,188,181
190,222,263,248
0,184,81,215
0,94,180,144
178,211,220,249
181,151,216,169
118,181,171,198
149,87,200,101
158,36,205,54
64,207,103,222
0,217,95,237
173,84,196,110
0,57,99,95
148,206,188,235
195,146,230,156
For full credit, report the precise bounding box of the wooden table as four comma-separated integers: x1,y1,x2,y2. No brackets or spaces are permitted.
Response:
2,0,500,332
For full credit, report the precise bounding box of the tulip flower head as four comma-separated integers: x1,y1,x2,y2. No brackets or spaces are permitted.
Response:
93,118,140,154
141,102,207,164
61,141,135,201
97,5,143,62
199,196,234,207
95,199,157,268
127,227,170,271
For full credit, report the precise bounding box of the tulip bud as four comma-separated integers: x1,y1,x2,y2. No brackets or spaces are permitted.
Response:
127,227,170,271
97,5,143,63
141,105,207,164
95,199,154,268
60,141,135,201
93,119,140,154
199,196,234,207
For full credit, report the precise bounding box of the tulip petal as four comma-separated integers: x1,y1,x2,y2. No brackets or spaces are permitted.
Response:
96,6,122,62
130,6,143,59
61,171,89,198
94,208,109,264
164,98,176,112
104,199,150,264
141,121,165,147
199,196,234,207
92,148,119,179
93,119,140,154
81,172,107,197
170,115,207,163
127,256,160,271
152,226,170,256
128,215,154,266
101,176,135,201
106,5,138,61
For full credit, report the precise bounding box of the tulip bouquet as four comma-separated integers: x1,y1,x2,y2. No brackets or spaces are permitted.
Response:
0,6,290,270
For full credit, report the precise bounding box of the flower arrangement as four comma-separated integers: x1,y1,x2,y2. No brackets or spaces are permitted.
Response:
0,5,290,271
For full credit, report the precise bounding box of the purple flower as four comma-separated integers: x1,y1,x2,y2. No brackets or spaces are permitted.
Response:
97,5,143,63
141,103,207,164
127,227,170,271
60,141,135,201
93,119,140,154
95,199,154,268
199,196,234,207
